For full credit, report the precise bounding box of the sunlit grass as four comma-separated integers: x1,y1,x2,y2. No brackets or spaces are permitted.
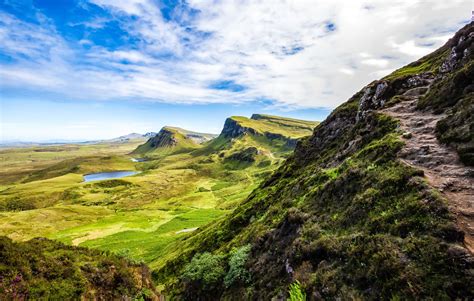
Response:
0,116,316,268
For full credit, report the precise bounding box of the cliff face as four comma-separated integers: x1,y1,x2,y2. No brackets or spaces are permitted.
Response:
132,127,216,154
219,115,318,149
157,23,474,300
220,117,258,138
147,128,180,148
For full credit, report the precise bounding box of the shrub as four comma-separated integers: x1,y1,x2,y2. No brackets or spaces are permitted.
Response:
224,244,251,288
182,252,226,290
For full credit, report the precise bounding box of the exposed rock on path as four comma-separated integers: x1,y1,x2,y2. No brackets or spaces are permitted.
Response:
382,87,474,253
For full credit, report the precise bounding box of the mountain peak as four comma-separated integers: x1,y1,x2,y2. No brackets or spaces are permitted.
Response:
132,126,216,154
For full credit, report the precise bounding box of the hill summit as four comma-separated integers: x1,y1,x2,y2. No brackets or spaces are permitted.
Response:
221,114,318,146
190,114,319,165
133,126,216,155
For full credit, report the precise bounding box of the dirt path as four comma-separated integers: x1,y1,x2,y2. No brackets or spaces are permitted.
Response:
381,86,474,253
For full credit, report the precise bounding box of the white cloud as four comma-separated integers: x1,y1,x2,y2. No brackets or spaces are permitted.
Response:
0,0,471,109
361,58,390,68
390,39,436,57
339,68,355,75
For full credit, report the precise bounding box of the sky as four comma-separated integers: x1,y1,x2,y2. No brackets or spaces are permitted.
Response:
0,0,472,142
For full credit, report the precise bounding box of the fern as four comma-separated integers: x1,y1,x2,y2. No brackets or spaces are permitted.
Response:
288,280,306,301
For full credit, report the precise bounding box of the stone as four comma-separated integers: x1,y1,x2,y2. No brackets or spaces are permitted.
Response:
402,132,413,139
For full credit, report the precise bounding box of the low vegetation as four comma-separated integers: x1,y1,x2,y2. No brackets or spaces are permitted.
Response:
0,236,157,300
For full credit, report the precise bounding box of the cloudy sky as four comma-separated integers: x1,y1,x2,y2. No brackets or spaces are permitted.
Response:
0,0,471,141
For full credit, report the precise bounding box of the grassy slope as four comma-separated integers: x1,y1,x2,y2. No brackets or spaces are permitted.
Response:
0,236,157,300
230,114,319,138
155,24,474,299
0,114,317,273
133,126,215,156
164,126,217,141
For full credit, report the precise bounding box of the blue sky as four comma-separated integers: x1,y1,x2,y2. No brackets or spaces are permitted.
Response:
0,0,471,141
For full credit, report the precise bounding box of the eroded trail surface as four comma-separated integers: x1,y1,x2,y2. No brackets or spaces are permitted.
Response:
382,86,474,253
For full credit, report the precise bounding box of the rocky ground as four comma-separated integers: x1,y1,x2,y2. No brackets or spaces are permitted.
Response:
382,83,474,253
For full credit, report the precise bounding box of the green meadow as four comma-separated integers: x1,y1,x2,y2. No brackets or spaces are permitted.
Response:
0,115,317,268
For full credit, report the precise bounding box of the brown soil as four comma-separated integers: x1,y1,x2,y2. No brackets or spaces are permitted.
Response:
382,86,474,253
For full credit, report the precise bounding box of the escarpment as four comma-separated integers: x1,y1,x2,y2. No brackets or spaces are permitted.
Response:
147,127,180,148
220,115,318,149
220,117,259,138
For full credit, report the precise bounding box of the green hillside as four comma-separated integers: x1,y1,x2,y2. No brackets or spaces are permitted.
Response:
0,236,158,300
196,114,319,159
133,126,217,156
225,114,318,138
154,23,474,300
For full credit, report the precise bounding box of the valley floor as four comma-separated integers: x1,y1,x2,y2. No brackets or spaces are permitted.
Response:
0,132,287,269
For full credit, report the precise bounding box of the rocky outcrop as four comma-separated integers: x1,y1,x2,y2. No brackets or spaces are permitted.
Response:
220,117,258,138
353,25,474,124
133,127,217,154
440,26,473,73
147,128,179,148
356,73,435,122
220,117,302,148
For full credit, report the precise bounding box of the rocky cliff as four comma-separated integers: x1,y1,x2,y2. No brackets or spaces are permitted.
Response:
220,114,318,148
132,126,216,154
220,117,259,138
147,127,181,148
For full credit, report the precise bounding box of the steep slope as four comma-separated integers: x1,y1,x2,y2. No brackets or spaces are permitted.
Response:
196,114,319,163
382,86,473,251
155,23,474,299
0,236,158,300
133,126,216,155
220,114,317,145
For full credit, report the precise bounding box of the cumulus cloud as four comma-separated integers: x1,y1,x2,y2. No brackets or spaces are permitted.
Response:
0,0,471,109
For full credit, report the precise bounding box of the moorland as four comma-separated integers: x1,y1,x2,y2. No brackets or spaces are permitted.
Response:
0,114,318,271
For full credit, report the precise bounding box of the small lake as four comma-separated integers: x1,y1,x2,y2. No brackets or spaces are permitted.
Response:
83,171,138,182
131,158,147,162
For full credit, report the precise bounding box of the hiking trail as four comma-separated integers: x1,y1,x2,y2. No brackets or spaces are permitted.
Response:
382,84,474,253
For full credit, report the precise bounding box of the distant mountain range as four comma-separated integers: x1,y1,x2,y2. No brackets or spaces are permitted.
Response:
0,132,158,147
